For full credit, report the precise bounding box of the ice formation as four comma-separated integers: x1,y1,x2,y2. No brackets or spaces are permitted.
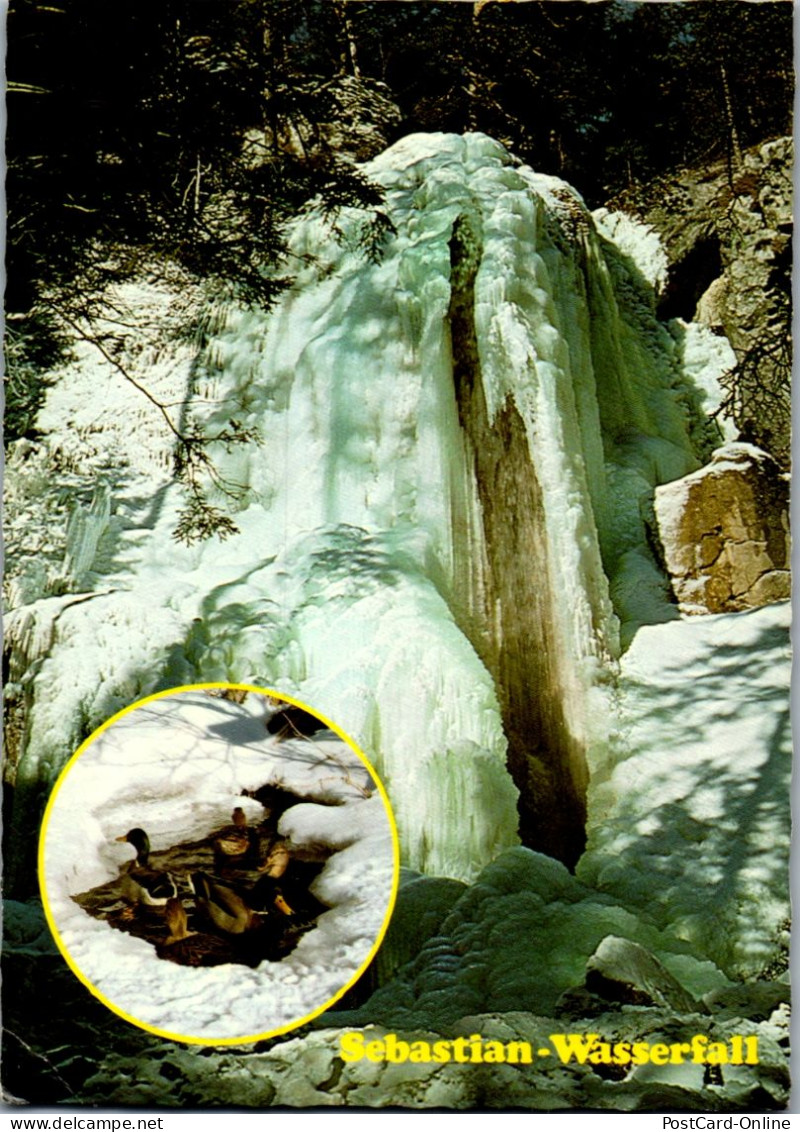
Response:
41,691,396,1042
5,133,737,890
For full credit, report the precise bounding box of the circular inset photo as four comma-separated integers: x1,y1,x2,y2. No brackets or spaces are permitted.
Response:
39,685,399,1044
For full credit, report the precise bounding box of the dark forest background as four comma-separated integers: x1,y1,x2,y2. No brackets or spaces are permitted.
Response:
5,0,794,486
8,0,793,308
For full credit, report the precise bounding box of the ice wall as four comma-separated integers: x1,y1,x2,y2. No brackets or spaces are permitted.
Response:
5,133,728,890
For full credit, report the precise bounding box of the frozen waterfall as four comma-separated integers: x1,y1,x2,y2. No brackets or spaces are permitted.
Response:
5,132,731,889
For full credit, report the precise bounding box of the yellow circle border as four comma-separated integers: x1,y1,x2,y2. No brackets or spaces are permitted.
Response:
38,682,400,1047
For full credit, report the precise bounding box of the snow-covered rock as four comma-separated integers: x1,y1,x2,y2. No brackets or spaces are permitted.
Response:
584,935,699,1013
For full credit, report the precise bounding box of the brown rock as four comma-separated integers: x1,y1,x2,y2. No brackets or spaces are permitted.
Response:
654,443,790,615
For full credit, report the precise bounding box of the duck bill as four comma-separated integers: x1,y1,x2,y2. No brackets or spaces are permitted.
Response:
274,894,294,916
115,834,128,842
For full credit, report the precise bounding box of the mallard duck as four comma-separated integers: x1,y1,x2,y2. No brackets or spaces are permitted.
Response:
248,873,295,917
212,807,260,869
258,838,291,879
155,897,231,967
191,871,258,935
191,871,293,935
115,828,177,907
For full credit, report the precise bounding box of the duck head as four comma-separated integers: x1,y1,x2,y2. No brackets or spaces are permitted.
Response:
116,828,151,864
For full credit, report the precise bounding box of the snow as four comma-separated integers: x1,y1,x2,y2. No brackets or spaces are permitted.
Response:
592,207,669,293
40,690,397,1042
312,603,790,1031
671,320,738,437
579,600,791,979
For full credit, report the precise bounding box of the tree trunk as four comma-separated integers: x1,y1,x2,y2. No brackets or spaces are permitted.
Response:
719,60,743,173
333,2,361,78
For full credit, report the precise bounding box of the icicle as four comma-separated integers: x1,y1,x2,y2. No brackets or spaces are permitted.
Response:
61,481,112,587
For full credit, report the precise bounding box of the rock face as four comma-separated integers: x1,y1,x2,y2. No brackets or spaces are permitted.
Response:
654,444,790,615
630,137,792,468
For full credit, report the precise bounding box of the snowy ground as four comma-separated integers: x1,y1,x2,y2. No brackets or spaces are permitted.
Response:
40,690,397,1043
580,599,791,979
